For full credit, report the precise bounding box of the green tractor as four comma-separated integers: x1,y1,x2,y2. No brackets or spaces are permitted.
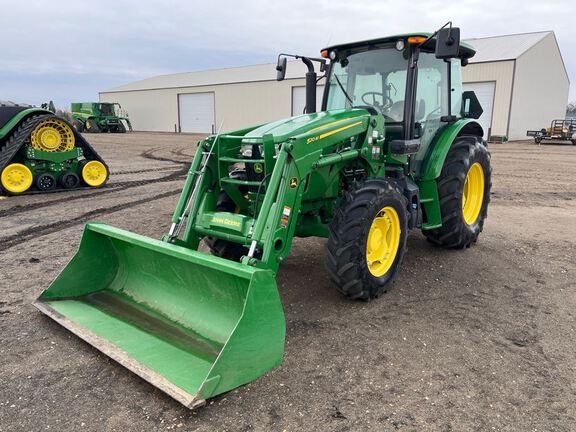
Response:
71,102,132,133
36,25,491,408
0,101,109,195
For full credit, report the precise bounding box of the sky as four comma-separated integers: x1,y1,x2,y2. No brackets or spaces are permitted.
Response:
1,0,574,110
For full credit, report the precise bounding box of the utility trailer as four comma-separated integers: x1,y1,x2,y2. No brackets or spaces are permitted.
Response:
527,119,576,145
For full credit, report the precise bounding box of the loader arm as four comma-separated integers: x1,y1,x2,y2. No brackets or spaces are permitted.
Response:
167,112,371,273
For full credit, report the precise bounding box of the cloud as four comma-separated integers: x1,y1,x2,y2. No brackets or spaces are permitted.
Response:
0,0,574,108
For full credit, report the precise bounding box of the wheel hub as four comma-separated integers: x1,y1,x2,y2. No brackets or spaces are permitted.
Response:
1,163,33,193
462,162,485,225
81,161,108,187
366,207,401,277
31,118,75,152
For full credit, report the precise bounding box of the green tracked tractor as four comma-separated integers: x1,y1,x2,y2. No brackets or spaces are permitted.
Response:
0,102,109,195
71,102,133,133
36,25,491,408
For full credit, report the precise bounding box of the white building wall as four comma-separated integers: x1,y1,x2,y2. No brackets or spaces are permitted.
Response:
507,33,570,140
462,60,515,137
101,77,312,134
101,36,569,141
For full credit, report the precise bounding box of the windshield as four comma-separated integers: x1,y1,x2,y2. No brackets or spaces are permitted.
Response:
99,103,115,116
326,45,409,122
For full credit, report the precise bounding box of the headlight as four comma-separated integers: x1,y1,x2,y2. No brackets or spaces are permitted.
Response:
395,40,405,51
329,50,337,60
241,146,252,158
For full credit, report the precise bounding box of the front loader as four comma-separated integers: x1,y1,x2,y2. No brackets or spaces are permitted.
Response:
36,24,491,408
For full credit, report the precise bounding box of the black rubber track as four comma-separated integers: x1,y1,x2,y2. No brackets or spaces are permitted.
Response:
423,135,492,249
0,114,109,195
326,179,408,300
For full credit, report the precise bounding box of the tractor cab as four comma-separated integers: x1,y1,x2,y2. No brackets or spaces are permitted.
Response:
98,102,117,117
321,31,477,173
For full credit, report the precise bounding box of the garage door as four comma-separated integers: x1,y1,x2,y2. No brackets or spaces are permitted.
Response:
292,86,325,116
463,82,495,139
179,93,215,133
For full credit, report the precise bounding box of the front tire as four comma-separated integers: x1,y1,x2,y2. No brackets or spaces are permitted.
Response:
423,136,491,249
326,179,408,300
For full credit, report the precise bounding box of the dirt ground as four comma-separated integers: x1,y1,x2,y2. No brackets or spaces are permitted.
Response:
1,132,575,432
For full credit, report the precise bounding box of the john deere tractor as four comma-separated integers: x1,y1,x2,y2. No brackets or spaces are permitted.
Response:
0,101,109,195
36,24,491,408
71,102,132,133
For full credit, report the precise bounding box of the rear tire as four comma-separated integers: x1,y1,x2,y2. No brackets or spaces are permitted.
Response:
423,136,491,249
326,179,408,300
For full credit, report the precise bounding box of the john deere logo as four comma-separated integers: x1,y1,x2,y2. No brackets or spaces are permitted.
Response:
254,163,263,174
289,177,298,188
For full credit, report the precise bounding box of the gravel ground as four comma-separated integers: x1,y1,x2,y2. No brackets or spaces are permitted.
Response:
1,132,575,431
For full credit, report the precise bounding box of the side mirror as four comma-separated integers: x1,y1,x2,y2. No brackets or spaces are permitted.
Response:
435,27,460,59
276,57,287,81
461,91,483,119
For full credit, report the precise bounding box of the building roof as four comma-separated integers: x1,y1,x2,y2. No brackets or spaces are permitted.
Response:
465,31,551,63
101,61,312,93
102,31,556,93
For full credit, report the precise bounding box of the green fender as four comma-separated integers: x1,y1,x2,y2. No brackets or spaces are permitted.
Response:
0,107,52,140
417,119,483,230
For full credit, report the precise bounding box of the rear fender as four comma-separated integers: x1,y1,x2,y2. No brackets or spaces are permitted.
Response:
417,119,483,229
420,119,483,181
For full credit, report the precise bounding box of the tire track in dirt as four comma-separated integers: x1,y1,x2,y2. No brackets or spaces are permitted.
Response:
0,189,181,252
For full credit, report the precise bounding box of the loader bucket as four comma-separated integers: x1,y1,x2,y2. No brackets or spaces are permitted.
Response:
34,223,285,408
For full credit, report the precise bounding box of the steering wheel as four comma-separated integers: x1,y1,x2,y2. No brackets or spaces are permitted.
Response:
361,92,393,109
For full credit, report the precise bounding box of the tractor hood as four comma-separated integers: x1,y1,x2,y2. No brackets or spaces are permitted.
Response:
244,109,371,143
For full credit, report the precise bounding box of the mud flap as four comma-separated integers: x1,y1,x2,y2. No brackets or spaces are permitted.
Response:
34,223,285,408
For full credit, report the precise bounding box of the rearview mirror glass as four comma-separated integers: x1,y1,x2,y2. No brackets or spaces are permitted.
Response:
435,27,460,59
276,57,287,81
461,90,483,119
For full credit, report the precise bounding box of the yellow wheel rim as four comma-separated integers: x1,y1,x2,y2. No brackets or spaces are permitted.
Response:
81,161,108,187
1,163,33,194
30,118,75,152
462,162,485,225
366,206,401,277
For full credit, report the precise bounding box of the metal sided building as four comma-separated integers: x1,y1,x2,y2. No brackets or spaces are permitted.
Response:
100,31,569,141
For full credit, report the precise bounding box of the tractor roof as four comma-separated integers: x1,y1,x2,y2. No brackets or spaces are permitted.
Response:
323,33,476,60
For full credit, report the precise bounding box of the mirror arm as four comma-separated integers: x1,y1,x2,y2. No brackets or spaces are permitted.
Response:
419,21,452,50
